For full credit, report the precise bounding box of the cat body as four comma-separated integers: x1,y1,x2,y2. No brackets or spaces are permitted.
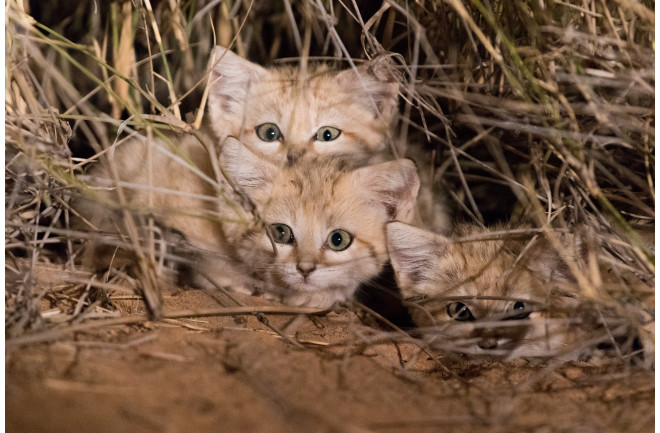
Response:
77,136,420,308
386,221,583,358
75,46,421,307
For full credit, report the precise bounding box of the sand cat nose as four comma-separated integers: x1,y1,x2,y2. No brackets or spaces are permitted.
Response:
296,262,316,278
478,338,499,350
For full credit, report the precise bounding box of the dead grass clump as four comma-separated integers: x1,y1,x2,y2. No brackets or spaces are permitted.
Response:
5,0,654,377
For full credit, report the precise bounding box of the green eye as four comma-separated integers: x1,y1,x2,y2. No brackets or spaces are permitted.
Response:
506,301,531,320
315,126,341,142
446,302,474,321
269,224,294,244
326,229,353,251
256,123,282,142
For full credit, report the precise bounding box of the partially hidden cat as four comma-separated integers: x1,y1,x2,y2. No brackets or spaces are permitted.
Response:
77,137,420,308
74,46,419,307
207,46,450,232
206,46,400,165
386,221,595,359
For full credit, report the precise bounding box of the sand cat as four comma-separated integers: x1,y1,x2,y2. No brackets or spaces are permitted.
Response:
74,45,416,306
385,221,590,358
207,46,399,165
76,138,420,308
209,46,449,232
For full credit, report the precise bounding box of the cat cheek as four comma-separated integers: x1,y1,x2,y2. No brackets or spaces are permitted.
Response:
255,235,275,252
249,138,283,157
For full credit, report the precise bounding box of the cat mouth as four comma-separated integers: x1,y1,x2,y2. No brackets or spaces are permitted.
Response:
288,280,324,293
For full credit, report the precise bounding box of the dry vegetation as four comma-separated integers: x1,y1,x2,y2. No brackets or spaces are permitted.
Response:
5,0,655,432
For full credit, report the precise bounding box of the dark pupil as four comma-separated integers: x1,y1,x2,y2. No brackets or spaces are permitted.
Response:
447,302,470,320
266,128,277,140
513,301,525,310
323,129,332,141
331,232,343,246
274,225,288,242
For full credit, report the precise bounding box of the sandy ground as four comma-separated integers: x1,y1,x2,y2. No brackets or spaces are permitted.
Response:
6,288,654,433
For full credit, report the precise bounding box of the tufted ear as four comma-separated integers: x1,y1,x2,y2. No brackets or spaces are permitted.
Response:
335,56,400,123
219,137,277,196
386,222,449,291
348,158,420,223
208,46,268,120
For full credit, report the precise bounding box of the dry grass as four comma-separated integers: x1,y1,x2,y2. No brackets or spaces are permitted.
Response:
5,0,654,398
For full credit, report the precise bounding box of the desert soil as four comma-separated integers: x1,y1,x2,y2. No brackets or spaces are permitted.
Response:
6,287,654,433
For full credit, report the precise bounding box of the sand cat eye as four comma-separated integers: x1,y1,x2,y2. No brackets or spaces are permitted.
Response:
446,302,475,321
506,301,531,320
256,123,282,142
269,224,294,244
326,229,353,251
315,126,341,142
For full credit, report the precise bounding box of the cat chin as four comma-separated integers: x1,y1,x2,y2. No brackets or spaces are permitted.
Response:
258,275,354,308
276,288,353,309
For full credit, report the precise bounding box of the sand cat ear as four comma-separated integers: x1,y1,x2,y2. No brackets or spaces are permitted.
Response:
518,230,586,285
208,46,267,117
350,158,420,223
219,137,277,195
386,222,449,289
336,57,400,123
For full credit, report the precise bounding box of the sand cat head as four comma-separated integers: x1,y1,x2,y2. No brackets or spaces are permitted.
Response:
208,46,399,165
386,222,578,357
219,138,420,307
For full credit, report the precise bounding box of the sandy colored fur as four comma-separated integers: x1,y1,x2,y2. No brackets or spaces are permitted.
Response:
208,47,399,166
75,132,420,308
387,222,601,359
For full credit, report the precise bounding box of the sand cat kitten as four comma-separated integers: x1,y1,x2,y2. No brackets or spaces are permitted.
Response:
208,46,399,165
77,138,420,308
386,221,583,358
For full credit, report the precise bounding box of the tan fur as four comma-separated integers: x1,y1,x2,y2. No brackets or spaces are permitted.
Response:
76,136,420,308
74,46,420,307
201,47,449,235
207,46,399,166
386,222,584,359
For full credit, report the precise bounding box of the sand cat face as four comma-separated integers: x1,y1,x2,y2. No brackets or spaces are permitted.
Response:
219,139,420,307
208,47,399,165
386,222,578,358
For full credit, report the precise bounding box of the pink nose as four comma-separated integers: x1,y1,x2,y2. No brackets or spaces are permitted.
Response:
296,262,316,278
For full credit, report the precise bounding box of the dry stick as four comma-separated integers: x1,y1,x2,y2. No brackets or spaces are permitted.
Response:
283,0,303,54
193,0,255,130
141,7,157,115
197,271,305,349
27,18,174,125
6,306,332,348
142,0,180,120
456,114,632,148
100,150,163,318
592,159,654,217
448,137,485,225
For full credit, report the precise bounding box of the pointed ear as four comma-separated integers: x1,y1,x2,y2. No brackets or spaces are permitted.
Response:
219,137,277,195
386,222,448,290
520,231,582,284
350,158,420,223
335,57,400,123
208,46,267,118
